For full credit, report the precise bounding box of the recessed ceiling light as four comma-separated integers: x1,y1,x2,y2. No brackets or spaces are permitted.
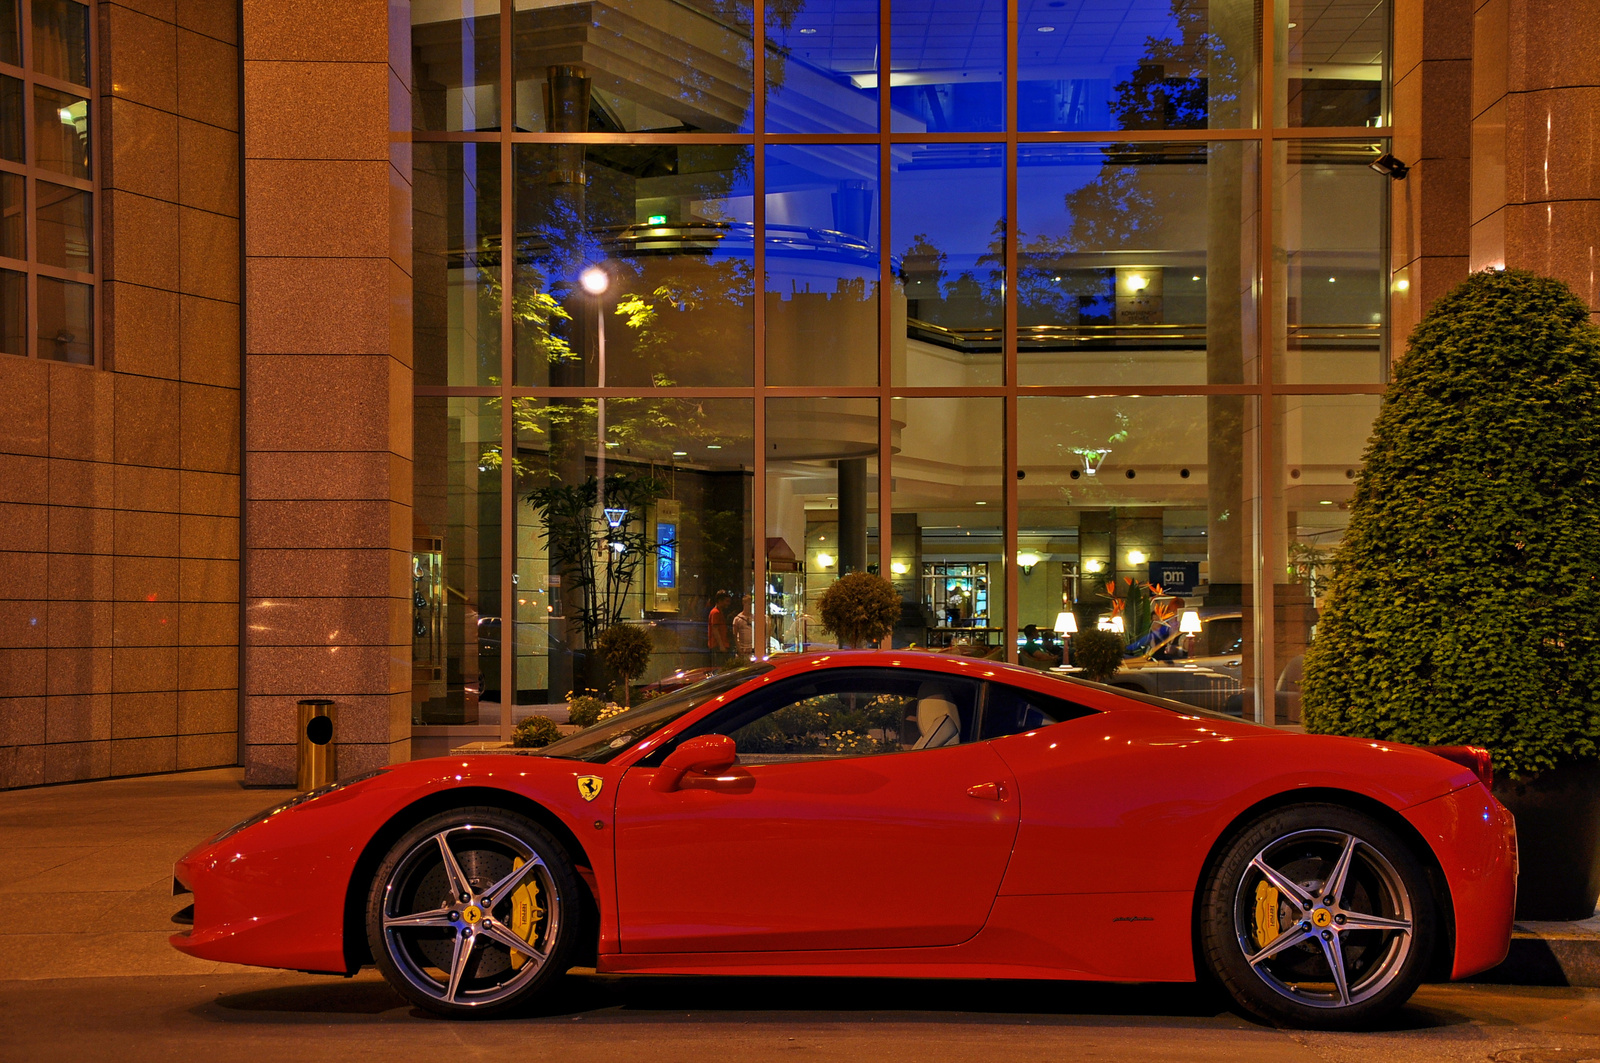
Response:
706,444,721,449
1036,25,1056,31
1288,21,1297,27
975,500,987,505
672,451,687,457
799,27,817,33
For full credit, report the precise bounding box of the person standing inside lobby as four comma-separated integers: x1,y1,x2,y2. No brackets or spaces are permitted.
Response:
708,590,733,665
731,596,754,658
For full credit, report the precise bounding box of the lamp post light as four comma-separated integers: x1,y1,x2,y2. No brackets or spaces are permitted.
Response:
578,265,610,511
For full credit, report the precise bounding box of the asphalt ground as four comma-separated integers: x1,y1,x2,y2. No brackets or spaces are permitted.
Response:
5,769,1600,1063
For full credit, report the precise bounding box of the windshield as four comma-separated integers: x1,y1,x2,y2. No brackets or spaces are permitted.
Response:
537,663,775,763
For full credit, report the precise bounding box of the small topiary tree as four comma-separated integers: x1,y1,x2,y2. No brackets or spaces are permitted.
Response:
1072,628,1125,684
594,623,654,706
1302,269,1600,778
818,571,901,648
512,716,562,748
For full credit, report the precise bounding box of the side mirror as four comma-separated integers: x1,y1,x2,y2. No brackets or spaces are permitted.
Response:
651,735,738,793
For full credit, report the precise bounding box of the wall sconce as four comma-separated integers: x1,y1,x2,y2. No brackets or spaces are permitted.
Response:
1367,152,1410,180
1084,559,1104,574
1127,549,1148,566
890,561,909,575
816,552,835,568
1053,611,1078,635
1125,273,1149,292
1017,551,1041,574
1179,609,1202,634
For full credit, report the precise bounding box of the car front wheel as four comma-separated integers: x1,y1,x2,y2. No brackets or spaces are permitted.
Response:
1199,803,1437,1029
366,806,580,1017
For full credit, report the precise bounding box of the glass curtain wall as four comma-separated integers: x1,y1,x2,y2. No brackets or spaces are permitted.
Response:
412,0,1392,741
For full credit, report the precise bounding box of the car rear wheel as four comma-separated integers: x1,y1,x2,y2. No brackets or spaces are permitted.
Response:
1199,803,1436,1029
366,806,580,1017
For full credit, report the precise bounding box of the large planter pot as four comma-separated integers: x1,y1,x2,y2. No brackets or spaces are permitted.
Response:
1492,760,1600,921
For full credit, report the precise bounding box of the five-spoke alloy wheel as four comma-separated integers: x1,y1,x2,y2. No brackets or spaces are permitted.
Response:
1201,803,1436,1029
366,807,581,1017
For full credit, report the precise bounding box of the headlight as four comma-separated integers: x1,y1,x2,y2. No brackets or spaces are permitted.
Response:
208,768,388,844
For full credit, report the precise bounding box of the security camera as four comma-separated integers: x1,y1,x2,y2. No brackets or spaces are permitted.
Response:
1368,152,1410,180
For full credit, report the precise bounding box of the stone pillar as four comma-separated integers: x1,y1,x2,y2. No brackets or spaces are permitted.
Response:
240,0,414,784
836,457,868,574
1469,0,1600,318
1389,0,1473,343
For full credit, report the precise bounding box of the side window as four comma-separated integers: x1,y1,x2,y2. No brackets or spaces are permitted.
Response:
978,682,1097,740
658,669,980,765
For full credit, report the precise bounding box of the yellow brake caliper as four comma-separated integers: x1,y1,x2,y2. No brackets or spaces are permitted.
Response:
1253,881,1281,950
508,856,544,970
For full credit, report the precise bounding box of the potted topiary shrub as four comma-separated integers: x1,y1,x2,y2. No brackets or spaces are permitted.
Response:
565,690,607,728
594,623,654,707
1072,628,1125,684
817,572,902,648
1302,269,1600,919
512,716,561,748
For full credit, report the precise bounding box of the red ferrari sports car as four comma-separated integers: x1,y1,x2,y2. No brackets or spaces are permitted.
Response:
171,651,1515,1028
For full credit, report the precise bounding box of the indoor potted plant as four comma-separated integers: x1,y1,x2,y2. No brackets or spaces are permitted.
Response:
1302,269,1600,919
818,572,902,649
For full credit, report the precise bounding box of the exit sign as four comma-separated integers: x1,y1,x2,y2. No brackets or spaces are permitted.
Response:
1148,562,1199,594
647,214,668,225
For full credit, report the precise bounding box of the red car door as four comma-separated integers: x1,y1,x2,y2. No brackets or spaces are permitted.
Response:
612,668,1021,954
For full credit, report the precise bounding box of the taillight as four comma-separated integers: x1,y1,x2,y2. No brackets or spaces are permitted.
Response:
1424,745,1493,789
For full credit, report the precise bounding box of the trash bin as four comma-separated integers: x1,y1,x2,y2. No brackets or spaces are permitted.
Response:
296,699,337,791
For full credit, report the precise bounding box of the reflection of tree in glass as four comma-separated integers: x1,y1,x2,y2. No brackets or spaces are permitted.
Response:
1106,0,1240,131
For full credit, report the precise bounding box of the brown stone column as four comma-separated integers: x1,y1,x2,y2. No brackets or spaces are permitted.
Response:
1389,0,1473,347
241,0,413,784
1470,0,1600,319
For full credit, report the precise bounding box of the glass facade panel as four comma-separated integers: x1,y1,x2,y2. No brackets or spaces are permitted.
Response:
513,396,754,705
766,397,878,652
1278,0,1388,127
0,75,20,162
0,170,21,259
0,266,22,354
512,0,755,134
765,0,879,134
35,178,88,271
512,143,754,387
412,0,500,133
0,0,18,67
1274,140,1388,384
413,397,502,727
36,273,89,362
1018,0,1259,132
1018,395,1258,714
413,142,501,387
889,0,1004,132
892,142,1003,386
33,84,87,178
1273,394,1378,721
411,0,1393,739
765,143,879,386
1017,141,1258,386
890,396,1004,654
31,0,87,88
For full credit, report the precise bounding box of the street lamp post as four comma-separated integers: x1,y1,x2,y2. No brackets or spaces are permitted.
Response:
579,265,609,511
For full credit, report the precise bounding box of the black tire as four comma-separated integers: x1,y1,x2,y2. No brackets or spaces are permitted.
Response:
1199,803,1436,1029
365,806,581,1018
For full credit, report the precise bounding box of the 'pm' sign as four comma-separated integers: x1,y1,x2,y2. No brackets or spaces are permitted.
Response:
1147,562,1199,595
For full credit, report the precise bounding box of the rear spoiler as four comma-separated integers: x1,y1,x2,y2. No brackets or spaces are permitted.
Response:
1424,745,1493,789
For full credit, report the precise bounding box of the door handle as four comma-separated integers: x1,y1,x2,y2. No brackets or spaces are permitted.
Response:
966,781,1007,801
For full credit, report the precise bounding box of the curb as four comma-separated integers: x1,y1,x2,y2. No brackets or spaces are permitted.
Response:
1475,917,1600,987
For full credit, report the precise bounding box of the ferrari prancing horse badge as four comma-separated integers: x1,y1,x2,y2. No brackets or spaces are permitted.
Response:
576,776,603,802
